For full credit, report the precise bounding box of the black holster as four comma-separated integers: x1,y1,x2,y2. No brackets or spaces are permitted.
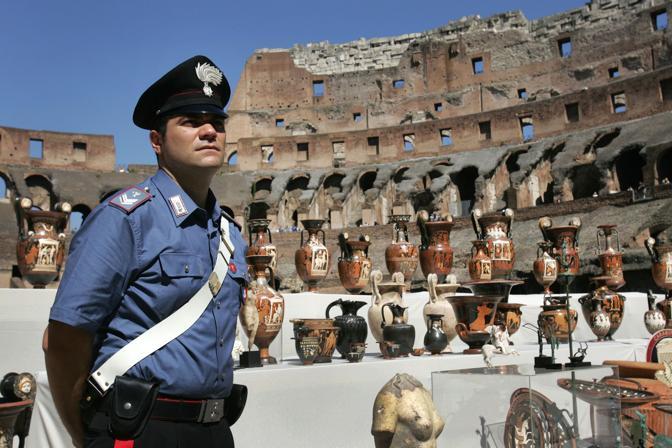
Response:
81,376,159,440
225,384,247,426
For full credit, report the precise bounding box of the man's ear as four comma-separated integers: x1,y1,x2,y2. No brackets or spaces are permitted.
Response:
150,130,162,157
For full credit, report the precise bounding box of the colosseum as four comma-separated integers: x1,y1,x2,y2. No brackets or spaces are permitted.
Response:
2,0,672,292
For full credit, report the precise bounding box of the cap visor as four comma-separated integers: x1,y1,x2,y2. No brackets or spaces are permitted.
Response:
159,104,228,119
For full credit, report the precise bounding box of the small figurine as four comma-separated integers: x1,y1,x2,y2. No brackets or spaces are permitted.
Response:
482,324,519,368
231,324,245,362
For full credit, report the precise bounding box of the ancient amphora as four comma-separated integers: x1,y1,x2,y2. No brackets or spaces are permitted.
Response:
538,300,578,343
579,279,625,341
596,224,625,290
381,303,415,357
240,254,284,364
468,240,492,281
337,233,372,294
645,291,666,335
424,273,458,353
417,211,454,283
533,241,557,296
471,208,515,279
368,270,407,345
246,218,277,271
15,197,70,288
646,236,672,300
384,215,418,284
539,216,582,277
295,219,330,291
326,299,368,358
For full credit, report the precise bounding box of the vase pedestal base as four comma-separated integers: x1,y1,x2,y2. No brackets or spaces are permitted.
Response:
240,351,262,368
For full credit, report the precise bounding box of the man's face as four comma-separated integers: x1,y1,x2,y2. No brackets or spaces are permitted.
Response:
151,113,226,173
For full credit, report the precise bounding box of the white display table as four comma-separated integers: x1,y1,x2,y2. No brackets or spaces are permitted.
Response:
0,289,656,447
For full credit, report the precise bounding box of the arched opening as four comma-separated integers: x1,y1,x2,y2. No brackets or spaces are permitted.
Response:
287,175,310,192
449,166,478,216
412,191,435,213
25,174,53,210
227,151,238,166
100,189,121,203
248,202,270,220
393,167,409,184
658,148,672,184
539,181,555,205
252,177,273,200
0,172,10,201
506,150,527,174
614,147,645,191
359,171,377,192
570,164,604,199
323,173,345,193
70,204,92,233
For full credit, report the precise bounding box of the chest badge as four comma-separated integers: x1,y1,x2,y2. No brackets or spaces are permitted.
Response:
169,195,189,217
229,262,237,273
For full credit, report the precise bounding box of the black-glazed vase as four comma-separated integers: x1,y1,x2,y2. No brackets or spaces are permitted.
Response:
326,299,368,358
381,303,415,357
423,314,448,355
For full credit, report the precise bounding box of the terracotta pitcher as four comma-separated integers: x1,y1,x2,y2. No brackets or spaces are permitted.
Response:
424,273,458,353
337,233,372,294
240,254,284,364
295,219,330,291
417,211,454,283
596,224,625,290
368,270,407,345
539,216,582,278
247,218,277,271
15,197,70,288
578,280,625,341
468,240,492,281
384,215,418,284
533,241,557,297
471,208,515,279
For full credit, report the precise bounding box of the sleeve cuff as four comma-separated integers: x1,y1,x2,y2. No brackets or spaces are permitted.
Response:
49,306,98,334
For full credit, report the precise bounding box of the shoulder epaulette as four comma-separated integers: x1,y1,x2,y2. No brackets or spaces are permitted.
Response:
108,186,152,214
220,205,241,230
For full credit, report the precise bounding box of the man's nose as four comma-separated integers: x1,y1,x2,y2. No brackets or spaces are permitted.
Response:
199,123,218,140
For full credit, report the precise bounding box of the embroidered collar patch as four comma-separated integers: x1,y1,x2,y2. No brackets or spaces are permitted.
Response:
169,195,189,217
108,186,151,214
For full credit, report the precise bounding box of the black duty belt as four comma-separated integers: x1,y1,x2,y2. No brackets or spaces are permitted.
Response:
90,395,228,428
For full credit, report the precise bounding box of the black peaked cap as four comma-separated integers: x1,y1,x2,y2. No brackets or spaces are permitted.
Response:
133,55,231,130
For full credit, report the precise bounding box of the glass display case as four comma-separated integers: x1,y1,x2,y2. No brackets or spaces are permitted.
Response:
432,364,623,447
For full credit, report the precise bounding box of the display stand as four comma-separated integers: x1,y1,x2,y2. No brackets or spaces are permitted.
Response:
431,364,621,448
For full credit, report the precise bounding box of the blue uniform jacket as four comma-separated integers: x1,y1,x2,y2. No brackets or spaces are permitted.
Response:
49,169,248,398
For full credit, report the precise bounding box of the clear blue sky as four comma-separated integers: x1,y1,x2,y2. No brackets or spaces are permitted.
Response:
1,0,587,166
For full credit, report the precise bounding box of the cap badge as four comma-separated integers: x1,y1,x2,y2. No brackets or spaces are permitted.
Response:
195,62,223,97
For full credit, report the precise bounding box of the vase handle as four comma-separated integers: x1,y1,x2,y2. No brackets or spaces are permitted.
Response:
267,265,277,289
381,302,392,327
326,299,342,319
427,273,438,304
370,270,383,305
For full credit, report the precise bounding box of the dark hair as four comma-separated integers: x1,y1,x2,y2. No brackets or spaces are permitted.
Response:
153,115,171,137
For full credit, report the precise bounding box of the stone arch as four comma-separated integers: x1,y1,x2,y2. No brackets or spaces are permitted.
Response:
100,189,121,203
570,164,604,199
252,177,273,200
613,146,645,191
70,204,92,233
248,202,270,220
506,149,528,175
286,174,310,192
227,151,238,166
657,148,672,184
24,174,53,210
358,170,377,193
393,167,410,184
323,172,346,193
449,166,478,216
0,171,12,202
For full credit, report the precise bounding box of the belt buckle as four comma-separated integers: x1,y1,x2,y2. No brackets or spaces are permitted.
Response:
200,398,225,423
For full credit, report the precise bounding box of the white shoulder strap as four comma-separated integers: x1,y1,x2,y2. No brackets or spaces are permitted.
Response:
89,216,234,394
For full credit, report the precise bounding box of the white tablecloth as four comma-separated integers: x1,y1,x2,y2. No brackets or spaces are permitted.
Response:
0,288,656,447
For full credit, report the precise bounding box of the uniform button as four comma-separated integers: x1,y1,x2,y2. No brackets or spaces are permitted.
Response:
219,337,224,347
184,265,190,273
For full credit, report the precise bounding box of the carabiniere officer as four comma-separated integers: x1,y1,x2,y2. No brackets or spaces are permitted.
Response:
44,55,248,448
